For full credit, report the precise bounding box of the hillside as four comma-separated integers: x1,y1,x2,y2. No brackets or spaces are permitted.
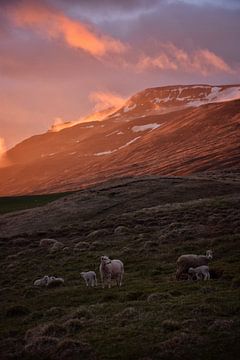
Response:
0,84,240,196
0,174,240,359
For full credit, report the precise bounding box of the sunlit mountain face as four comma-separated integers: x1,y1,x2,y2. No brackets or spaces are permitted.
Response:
0,84,239,195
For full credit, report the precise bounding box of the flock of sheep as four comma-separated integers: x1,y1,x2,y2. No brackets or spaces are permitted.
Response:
34,250,213,289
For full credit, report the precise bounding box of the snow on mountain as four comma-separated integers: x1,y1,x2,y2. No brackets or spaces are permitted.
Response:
0,84,239,195
132,123,161,132
110,84,240,120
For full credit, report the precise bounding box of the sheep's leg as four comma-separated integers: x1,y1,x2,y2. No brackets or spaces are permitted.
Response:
176,269,182,281
100,273,105,288
204,273,210,281
85,279,89,287
196,273,201,280
119,273,123,287
95,276,97,287
108,275,111,289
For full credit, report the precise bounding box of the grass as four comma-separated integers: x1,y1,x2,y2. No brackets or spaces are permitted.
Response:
0,178,240,359
0,191,75,214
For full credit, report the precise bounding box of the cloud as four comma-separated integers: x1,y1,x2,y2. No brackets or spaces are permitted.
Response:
89,91,126,111
7,0,126,57
136,43,234,75
49,91,126,132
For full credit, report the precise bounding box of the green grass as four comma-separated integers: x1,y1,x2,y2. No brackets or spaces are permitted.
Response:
0,191,75,214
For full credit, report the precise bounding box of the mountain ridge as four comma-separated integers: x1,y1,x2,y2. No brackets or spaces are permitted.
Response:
0,84,239,195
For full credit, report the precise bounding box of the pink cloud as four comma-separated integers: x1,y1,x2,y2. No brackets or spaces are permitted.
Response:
7,1,126,57
136,42,234,75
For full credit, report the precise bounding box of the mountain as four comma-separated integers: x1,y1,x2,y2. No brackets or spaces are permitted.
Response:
0,84,240,195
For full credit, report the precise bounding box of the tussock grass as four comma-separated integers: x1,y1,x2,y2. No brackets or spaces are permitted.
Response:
0,177,240,359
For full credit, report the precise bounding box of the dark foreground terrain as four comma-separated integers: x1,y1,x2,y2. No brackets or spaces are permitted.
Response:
0,172,240,359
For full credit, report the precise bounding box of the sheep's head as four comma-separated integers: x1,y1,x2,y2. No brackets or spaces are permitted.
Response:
101,255,111,264
206,250,213,259
188,267,195,273
43,275,49,284
80,272,86,277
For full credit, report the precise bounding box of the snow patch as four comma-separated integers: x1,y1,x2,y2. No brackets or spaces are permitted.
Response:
94,136,141,155
132,123,161,132
119,137,141,149
123,103,137,113
94,150,116,156
186,86,240,108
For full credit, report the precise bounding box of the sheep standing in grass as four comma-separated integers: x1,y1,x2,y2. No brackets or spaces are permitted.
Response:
100,255,124,289
188,265,210,280
176,250,213,280
81,271,97,287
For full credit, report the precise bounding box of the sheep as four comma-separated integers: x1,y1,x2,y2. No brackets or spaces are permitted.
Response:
188,265,210,280
46,276,65,288
99,255,124,289
176,250,213,280
33,275,50,287
80,271,97,287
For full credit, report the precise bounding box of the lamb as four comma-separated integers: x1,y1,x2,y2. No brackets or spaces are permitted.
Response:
99,255,124,289
188,265,210,280
33,275,64,287
176,250,213,280
33,275,50,287
81,271,97,287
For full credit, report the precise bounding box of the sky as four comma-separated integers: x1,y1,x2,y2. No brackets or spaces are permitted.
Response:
0,0,239,150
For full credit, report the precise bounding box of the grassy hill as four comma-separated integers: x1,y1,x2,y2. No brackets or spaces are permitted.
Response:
0,174,240,359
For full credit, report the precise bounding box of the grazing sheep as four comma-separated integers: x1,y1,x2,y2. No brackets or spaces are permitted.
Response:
99,255,124,289
80,271,97,287
33,275,50,287
188,265,210,280
176,250,213,280
46,276,65,288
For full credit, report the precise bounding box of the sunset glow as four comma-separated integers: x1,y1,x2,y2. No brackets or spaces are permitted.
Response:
0,0,239,149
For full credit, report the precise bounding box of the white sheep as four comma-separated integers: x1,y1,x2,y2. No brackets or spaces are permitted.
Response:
99,255,124,289
80,271,97,287
33,275,50,287
176,250,213,280
188,265,210,280
46,276,65,287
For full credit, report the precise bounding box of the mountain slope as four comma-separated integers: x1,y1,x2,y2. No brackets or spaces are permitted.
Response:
0,85,240,195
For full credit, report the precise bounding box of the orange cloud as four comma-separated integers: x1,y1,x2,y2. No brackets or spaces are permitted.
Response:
50,91,126,132
137,42,233,75
8,1,126,57
89,91,126,111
